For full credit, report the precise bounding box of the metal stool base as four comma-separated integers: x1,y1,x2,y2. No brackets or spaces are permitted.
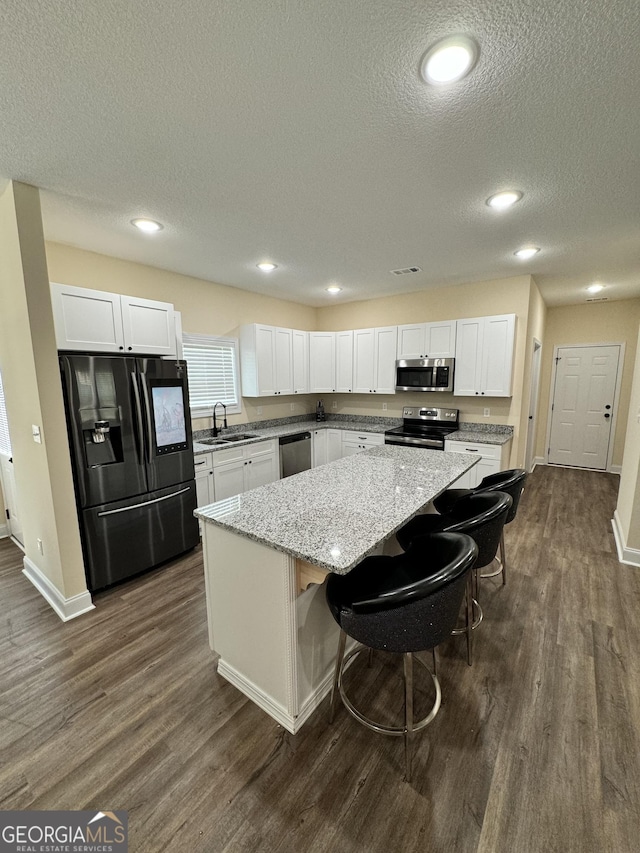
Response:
451,598,483,633
338,647,441,737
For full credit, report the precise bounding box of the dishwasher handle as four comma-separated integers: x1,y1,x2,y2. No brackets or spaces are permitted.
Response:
279,431,311,445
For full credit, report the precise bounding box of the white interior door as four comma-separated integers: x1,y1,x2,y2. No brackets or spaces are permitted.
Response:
0,453,23,545
548,345,620,470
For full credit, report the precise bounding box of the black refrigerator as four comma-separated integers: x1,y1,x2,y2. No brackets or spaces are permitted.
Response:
60,354,200,591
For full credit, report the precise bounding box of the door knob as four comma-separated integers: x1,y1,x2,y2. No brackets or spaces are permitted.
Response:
605,404,611,410
604,413,610,419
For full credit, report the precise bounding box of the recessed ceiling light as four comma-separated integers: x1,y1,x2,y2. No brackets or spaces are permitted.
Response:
420,35,479,85
257,262,278,272
131,218,163,233
486,191,523,210
326,285,342,294
586,283,604,293
514,246,540,260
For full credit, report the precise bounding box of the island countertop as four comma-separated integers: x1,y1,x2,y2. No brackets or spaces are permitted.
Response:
195,445,477,574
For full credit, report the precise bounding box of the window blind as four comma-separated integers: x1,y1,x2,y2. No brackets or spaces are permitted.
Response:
182,333,242,415
0,372,12,455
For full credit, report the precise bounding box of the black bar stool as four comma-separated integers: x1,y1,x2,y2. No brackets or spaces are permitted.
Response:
395,491,512,665
326,531,477,782
433,468,527,585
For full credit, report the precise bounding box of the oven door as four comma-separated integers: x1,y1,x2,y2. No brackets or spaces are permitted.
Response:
384,434,444,450
395,358,454,392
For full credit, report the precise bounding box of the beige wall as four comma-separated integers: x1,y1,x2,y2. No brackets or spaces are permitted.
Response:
0,184,86,597
534,299,640,467
45,242,318,429
615,326,640,548
317,275,534,465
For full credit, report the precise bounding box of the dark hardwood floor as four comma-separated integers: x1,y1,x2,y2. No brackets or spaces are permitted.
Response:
1,465,640,852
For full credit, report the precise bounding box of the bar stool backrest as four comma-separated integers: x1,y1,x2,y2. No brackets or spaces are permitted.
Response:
443,491,512,569
475,468,527,524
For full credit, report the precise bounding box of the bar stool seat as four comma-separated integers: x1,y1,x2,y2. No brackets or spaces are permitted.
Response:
395,491,512,665
326,531,477,782
433,468,527,585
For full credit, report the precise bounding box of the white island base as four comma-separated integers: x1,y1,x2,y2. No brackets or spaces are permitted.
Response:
203,524,351,733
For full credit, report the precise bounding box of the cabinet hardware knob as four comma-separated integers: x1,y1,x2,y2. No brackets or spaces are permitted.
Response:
119,346,124,350
128,347,133,351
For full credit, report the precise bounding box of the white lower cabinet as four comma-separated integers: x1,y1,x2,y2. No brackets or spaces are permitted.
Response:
443,440,511,489
195,453,214,506
212,440,278,501
341,430,385,457
312,429,327,468
326,429,343,463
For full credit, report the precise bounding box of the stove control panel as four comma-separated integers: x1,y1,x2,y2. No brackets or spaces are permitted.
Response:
402,406,458,422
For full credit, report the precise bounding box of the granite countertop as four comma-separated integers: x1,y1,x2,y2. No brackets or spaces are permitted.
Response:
193,417,513,454
194,445,477,573
192,418,396,454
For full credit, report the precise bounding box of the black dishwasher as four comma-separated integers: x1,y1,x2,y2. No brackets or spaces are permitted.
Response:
279,432,312,478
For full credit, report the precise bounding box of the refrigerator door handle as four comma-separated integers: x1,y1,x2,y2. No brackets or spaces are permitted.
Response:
130,371,147,463
97,486,192,517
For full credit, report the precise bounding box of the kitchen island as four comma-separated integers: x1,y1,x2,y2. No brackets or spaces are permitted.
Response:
195,445,477,732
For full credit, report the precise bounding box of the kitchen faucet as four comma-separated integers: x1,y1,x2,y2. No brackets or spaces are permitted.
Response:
212,402,228,437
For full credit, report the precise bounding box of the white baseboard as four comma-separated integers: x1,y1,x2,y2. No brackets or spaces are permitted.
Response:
611,511,640,567
0,522,8,538
530,456,545,472
610,464,622,475
22,556,95,621
217,658,301,733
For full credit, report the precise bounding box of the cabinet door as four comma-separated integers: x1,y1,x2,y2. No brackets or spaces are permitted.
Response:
245,453,278,491
454,318,483,396
424,321,456,359
194,454,213,506
51,283,125,352
274,327,293,395
292,330,309,394
120,295,176,356
213,459,246,500
309,332,336,393
335,330,354,393
341,441,364,457
326,429,343,462
353,329,376,393
254,325,277,396
397,324,426,359
481,315,516,397
374,326,398,394
312,429,328,467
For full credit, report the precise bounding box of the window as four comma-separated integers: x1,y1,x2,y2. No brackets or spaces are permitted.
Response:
182,333,242,416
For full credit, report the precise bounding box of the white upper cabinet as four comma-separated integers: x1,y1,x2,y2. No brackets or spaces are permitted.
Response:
51,283,176,355
397,321,456,359
240,324,295,396
454,314,516,397
354,327,397,394
335,330,354,393
309,332,336,393
292,330,309,394
120,295,177,356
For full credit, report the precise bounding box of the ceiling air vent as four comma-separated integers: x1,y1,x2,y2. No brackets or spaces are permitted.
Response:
586,297,609,302
391,266,422,276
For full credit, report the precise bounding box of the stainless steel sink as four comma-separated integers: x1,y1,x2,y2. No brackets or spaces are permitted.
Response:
220,433,259,442
197,433,259,446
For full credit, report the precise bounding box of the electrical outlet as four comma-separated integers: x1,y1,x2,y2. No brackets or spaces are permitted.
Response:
332,402,337,409
37,538,43,555
382,403,387,411
483,408,490,417
257,406,263,415
290,403,295,411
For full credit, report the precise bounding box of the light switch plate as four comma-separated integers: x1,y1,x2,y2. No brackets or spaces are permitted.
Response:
32,425,42,443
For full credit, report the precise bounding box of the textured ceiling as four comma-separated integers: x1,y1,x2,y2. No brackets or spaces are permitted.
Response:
1,0,639,307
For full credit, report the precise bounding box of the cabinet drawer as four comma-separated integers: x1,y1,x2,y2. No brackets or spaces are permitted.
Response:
245,439,277,459
193,452,213,469
444,440,502,460
342,431,384,446
211,439,276,466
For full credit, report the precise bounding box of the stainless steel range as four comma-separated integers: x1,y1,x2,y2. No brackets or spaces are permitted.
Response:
384,406,459,450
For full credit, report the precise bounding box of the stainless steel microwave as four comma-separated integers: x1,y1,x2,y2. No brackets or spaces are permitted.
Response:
395,358,455,392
